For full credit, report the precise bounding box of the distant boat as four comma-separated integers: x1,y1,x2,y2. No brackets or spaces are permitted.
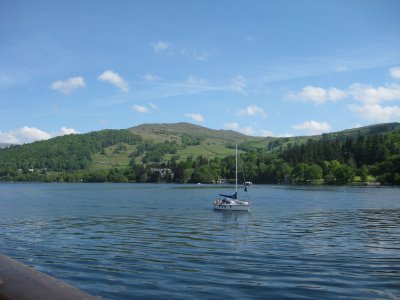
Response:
213,145,250,211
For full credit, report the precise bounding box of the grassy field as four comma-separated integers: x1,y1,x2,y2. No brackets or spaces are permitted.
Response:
176,143,235,159
90,143,135,171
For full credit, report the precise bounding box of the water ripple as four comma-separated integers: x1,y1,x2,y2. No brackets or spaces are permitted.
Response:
1,184,399,299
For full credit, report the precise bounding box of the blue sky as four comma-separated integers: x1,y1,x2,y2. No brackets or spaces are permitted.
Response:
1,0,400,143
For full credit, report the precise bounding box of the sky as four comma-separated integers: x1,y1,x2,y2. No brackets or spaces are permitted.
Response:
1,0,400,144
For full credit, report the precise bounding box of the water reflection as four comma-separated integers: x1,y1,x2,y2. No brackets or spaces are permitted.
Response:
213,210,251,222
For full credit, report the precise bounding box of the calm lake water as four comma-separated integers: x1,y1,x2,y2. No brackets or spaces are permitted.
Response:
0,183,399,299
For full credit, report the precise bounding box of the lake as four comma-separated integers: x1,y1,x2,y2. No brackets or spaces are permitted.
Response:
0,183,399,299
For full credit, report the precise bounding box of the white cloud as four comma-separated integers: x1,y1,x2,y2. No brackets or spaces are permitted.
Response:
143,73,160,81
278,133,295,138
57,127,79,136
0,126,79,144
284,68,400,121
348,83,400,104
328,87,347,101
258,130,294,138
132,105,149,113
240,126,254,135
98,70,129,92
293,120,331,135
348,103,400,122
152,41,171,53
237,105,265,116
184,113,204,122
0,131,20,144
286,85,347,105
51,76,85,94
230,76,246,93
390,66,400,79
224,122,239,130
260,130,274,137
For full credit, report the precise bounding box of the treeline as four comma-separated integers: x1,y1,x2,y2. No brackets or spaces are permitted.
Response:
126,130,399,185
1,129,399,185
280,131,400,184
0,130,142,173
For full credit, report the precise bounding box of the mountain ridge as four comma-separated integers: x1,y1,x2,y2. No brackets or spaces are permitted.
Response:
129,121,400,138
1,122,399,184
128,122,255,144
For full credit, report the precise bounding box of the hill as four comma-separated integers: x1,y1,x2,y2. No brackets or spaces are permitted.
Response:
0,122,399,184
128,122,261,162
129,122,256,143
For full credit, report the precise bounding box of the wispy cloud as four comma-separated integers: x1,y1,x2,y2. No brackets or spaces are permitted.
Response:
256,45,400,84
0,126,79,144
148,102,158,109
143,73,161,81
152,41,171,53
131,76,220,101
224,122,255,136
186,75,208,87
51,76,85,94
98,70,129,92
224,122,239,130
185,113,204,122
237,105,265,116
190,50,214,61
260,130,273,137
0,70,28,90
240,126,254,135
259,130,294,138
230,75,246,93
132,104,149,113
152,41,213,61
390,66,400,79
293,120,331,135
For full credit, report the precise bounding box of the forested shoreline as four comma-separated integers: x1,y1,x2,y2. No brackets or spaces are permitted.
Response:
1,126,399,185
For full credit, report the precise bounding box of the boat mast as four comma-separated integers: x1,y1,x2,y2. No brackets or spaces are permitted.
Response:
235,144,238,193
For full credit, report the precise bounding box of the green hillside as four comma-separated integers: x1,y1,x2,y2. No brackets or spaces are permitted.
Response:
129,122,256,143
0,122,399,184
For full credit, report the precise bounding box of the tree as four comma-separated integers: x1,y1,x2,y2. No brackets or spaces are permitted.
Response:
292,163,308,183
335,164,355,184
190,166,215,183
360,165,369,183
305,164,323,182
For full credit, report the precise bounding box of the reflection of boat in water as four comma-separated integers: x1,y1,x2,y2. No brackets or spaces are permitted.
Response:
213,145,250,211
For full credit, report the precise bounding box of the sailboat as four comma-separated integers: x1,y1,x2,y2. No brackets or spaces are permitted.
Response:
213,145,251,211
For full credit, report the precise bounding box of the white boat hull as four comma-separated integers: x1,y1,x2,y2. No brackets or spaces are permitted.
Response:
213,204,250,211
213,199,250,211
